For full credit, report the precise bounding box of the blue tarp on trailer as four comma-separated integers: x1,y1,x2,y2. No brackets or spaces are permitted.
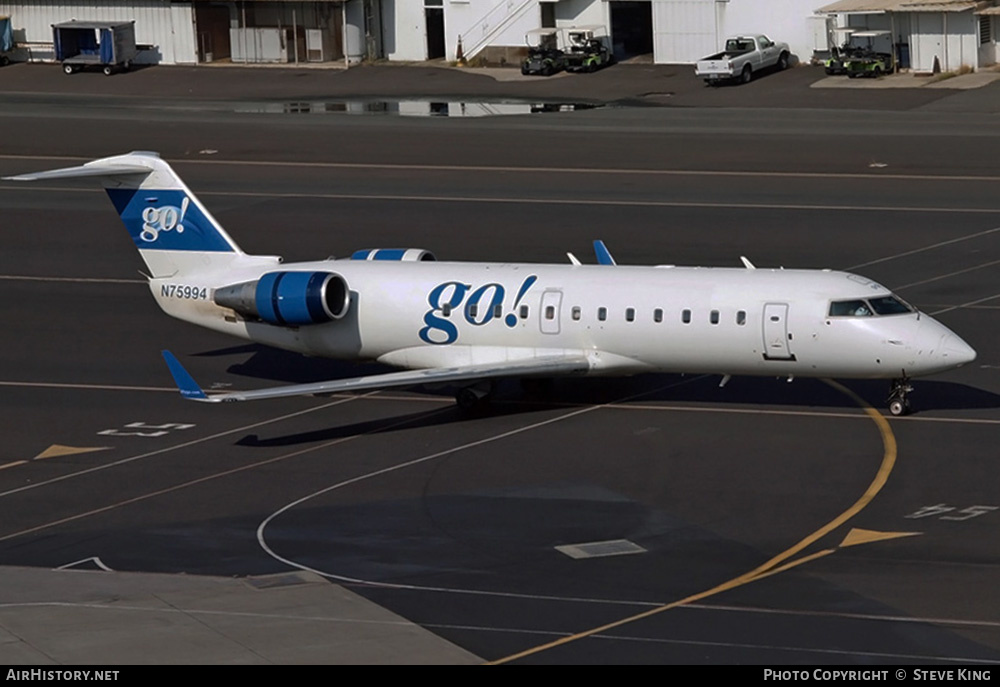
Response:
52,20,136,71
0,16,13,53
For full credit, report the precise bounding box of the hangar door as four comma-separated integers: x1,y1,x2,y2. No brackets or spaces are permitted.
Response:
910,12,945,73
611,1,653,60
652,0,718,64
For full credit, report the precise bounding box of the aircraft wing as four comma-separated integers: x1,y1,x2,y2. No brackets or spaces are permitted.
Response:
161,350,590,403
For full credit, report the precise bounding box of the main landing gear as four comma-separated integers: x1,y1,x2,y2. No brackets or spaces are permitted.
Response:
455,381,494,411
887,375,914,416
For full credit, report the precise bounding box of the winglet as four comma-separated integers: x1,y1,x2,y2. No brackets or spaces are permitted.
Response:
161,350,211,401
593,240,617,266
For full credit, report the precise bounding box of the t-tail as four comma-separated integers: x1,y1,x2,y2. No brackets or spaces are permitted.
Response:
4,151,246,279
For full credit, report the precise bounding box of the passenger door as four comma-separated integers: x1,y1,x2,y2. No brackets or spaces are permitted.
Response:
540,290,562,335
762,302,795,360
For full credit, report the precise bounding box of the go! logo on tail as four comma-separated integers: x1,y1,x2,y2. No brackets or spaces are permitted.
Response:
140,197,191,243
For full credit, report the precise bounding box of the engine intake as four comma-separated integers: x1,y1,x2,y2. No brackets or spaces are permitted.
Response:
351,248,436,262
214,271,349,326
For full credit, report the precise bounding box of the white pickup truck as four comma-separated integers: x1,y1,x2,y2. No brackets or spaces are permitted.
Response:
695,35,790,85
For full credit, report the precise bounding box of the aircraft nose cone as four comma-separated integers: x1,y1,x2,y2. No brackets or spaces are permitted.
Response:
941,333,977,367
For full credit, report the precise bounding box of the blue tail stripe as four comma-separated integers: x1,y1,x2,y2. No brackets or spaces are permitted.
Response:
107,189,234,252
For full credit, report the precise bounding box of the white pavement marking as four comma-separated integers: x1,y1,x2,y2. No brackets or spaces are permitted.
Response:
847,226,1000,270
2,378,997,425
7,154,1000,183
4,184,1000,215
0,381,175,393
0,274,145,284
690,600,1000,630
256,402,615,588
0,601,417,627
892,259,1000,291
930,293,1000,317
57,556,113,571
258,376,883,596
0,395,367,499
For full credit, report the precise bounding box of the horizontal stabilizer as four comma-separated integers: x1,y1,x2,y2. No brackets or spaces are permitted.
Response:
3,163,151,182
160,351,591,403
4,153,242,269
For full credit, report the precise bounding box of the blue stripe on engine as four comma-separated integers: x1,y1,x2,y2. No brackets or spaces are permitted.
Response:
255,272,284,325
274,272,314,325
305,272,329,323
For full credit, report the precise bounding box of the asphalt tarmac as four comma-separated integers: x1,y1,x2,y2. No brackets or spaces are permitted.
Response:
0,60,999,665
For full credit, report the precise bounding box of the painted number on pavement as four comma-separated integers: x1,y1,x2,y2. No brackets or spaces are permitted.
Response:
904,504,998,521
98,422,196,438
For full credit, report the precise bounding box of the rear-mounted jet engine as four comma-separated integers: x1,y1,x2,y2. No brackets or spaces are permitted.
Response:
214,271,350,326
350,248,436,261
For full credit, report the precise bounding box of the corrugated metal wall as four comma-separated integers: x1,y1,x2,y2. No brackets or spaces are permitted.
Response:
0,0,197,64
653,0,718,64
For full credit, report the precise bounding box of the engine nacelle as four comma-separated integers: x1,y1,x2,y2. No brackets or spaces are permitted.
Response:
214,271,350,326
350,248,436,262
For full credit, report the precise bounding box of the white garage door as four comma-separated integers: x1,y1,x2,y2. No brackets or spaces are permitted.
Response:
653,0,718,64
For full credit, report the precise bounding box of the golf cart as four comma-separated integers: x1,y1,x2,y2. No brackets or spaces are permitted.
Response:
824,27,861,75
521,29,565,76
844,30,894,78
562,26,612,73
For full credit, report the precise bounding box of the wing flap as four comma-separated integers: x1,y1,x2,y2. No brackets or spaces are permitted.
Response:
161,350,591,403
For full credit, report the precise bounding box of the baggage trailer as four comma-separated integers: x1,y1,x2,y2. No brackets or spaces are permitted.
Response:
0,16,13,66
53,20,136,75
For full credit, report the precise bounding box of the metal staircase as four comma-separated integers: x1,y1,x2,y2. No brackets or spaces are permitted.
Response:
462,0,537,60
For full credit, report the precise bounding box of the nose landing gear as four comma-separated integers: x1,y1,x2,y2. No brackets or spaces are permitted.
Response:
887,374,913,416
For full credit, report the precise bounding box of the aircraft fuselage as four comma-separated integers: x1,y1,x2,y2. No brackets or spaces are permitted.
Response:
152,258,974,381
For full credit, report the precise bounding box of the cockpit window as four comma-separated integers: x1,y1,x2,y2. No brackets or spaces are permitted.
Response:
829,296,915,318
869,295,914,315
829,300,873,317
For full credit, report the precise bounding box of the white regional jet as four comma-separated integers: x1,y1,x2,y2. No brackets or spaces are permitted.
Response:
5,152,977,416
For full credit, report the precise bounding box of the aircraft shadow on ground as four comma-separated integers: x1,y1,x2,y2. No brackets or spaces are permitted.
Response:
197,345,999,447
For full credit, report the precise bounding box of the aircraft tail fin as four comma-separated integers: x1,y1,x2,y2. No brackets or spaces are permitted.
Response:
4,152,244,278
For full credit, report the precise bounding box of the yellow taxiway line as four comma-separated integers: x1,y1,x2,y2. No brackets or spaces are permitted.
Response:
487,378,898,664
